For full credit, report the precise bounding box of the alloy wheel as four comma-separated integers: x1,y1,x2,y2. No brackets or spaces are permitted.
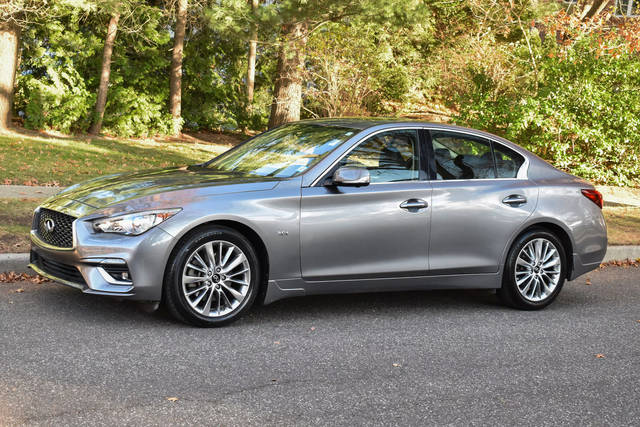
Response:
181,240,251,317
514,238,561,302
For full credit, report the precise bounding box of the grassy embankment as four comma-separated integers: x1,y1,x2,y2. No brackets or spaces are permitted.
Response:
0,131,241,252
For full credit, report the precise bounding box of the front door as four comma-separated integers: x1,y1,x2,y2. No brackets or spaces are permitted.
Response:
300,129,431,281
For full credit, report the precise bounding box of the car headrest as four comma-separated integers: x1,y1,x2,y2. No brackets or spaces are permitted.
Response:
435,148,451,160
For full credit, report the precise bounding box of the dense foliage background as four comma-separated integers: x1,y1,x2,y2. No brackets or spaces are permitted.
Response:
1,0,639,185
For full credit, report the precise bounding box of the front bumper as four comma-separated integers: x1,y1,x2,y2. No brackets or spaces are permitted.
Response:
29,219,176,301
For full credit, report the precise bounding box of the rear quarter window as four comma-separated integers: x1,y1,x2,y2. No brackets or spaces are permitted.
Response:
493,143,525,178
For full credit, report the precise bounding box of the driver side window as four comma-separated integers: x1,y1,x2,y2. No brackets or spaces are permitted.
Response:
339,130,420,183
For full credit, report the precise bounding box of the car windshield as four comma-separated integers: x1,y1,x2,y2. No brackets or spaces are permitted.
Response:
204,123,356,178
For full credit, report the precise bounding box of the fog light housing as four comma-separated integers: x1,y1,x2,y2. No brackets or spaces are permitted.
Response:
98,262,133,286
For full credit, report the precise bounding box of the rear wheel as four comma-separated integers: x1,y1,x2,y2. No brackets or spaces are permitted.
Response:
498,229,567,310
163,226,260,326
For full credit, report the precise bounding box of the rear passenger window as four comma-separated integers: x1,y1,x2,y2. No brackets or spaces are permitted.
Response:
431,132,495,180
493,143,524,178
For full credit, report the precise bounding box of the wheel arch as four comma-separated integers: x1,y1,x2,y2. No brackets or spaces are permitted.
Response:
504,220,574,279
162,219,270,300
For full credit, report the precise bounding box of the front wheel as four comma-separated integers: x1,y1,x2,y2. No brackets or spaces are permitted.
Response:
163,226,260,326
498,229,567,310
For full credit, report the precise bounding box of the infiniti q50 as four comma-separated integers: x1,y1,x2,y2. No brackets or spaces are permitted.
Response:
29,120,607,326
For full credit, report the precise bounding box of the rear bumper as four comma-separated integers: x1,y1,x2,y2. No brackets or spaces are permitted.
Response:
569,212,607,281
29,223,175,301
569,249,606,281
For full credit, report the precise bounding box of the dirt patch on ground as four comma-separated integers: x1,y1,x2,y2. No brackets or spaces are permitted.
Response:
0,211,32,227
0,198,38,253
6,125,247,148
179,130,246,146
0,232,30,253
604,207,640,246
127,130,246,148
0,198,39,224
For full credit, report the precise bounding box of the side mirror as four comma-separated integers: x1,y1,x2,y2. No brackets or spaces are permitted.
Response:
330,166,370,187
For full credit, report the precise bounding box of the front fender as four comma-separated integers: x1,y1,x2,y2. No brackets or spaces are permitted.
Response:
157,178,303,282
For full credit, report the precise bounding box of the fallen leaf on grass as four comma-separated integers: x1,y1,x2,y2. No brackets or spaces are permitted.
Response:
595,354,605,359
166,397,179,402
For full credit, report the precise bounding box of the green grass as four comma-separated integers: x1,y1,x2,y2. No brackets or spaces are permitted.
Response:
0,132,240,187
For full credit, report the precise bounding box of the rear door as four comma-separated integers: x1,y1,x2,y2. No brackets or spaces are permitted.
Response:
426,130,538,275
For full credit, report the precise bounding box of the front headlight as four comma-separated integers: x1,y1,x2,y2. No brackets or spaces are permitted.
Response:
92,209,181,235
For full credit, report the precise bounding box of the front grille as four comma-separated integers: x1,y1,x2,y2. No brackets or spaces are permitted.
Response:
35,208,75,248
31,251,86,285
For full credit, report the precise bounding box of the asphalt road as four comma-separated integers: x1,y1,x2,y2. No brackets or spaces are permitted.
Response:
1,267,639,426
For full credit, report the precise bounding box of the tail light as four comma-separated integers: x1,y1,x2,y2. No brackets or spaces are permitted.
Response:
581,189,603,209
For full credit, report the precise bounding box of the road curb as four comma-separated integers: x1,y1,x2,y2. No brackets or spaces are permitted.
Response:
0,253,31,274
602,245,640,263
2,246,640,275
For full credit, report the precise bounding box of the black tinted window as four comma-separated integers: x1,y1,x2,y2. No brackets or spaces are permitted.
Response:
431,132,495,180
493,143,524,178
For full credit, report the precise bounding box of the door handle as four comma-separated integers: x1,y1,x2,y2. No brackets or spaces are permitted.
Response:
502,194,527,206
400,199,428,210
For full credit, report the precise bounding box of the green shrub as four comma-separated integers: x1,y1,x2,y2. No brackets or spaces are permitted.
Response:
15,10,99,133
456,31,640,186
19,66,95,133
100,86,173,137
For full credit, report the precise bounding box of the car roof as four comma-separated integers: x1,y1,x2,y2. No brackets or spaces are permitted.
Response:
298,118,505,140
298,118,412,129
299,118,519,147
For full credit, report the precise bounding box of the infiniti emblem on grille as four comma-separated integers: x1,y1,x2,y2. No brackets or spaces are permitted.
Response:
44,218,56,233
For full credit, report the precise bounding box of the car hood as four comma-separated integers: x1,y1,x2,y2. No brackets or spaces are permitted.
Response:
42,166,281,215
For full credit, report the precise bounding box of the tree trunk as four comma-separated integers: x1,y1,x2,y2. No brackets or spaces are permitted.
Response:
0,21,20,132
169,0,188,135
268,21,307,129
578,0,608,20
246,0,259,105
90,12,120,135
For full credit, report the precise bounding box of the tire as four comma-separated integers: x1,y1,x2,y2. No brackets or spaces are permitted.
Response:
163,225,261,327
498,229,567,310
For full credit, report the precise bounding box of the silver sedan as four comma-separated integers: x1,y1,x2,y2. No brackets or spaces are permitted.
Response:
29,120,607,326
